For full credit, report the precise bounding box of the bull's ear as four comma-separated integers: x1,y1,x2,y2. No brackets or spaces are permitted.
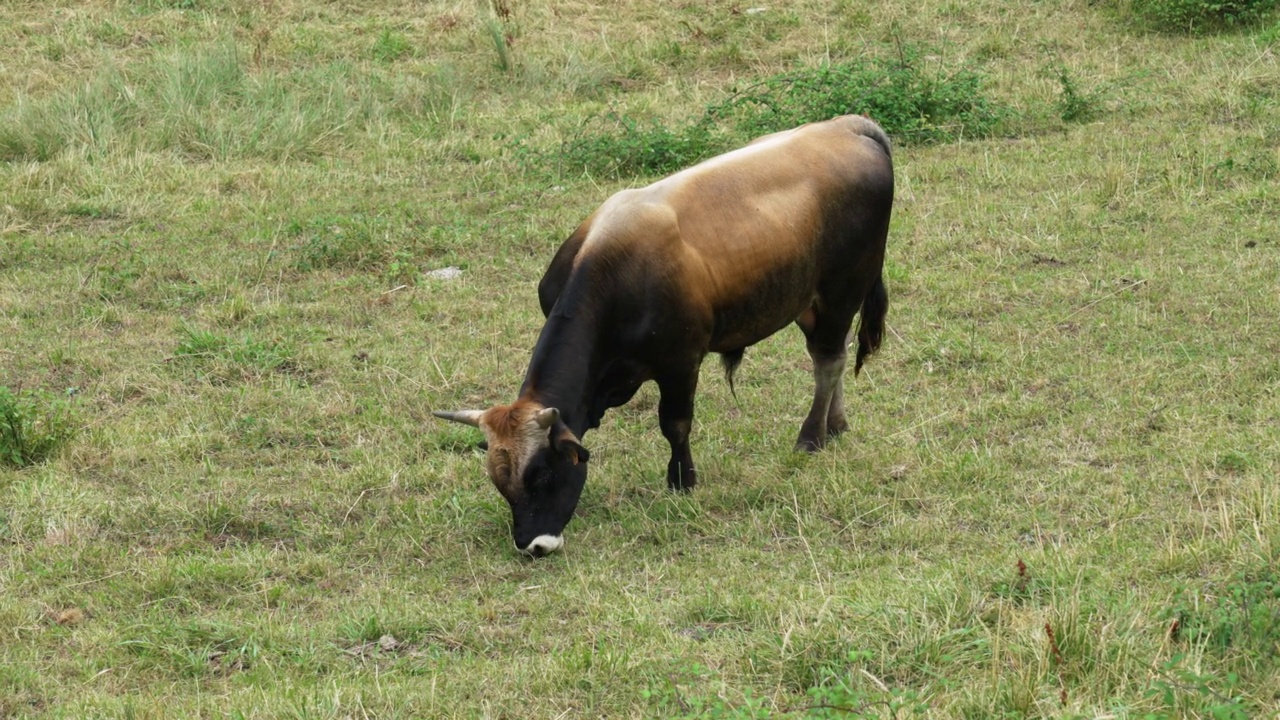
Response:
433,410,484,427
550,422,589,465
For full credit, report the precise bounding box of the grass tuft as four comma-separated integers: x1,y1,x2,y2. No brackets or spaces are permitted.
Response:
173,325,300,383
0,386,76,469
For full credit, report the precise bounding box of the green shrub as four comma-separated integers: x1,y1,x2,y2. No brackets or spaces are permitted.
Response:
0,386,76,469
550,44,1008,179
708,46,1007,144
1125,0,1278,33
1163,569,1280,662
556,113,723,178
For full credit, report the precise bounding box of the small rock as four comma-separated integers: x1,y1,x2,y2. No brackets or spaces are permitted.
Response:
425,266,463,280
746,7,768,13
378,634,400,652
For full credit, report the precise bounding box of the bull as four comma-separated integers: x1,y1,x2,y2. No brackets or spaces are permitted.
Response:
435,114,894,556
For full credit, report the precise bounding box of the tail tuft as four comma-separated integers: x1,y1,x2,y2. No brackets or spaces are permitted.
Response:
720,349,745,398
854,274,888,375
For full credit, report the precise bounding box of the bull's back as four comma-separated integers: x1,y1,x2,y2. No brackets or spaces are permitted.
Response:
654,117,892,349
542,115,892,354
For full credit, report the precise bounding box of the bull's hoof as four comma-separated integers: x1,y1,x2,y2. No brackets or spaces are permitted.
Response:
667,463,697,492
794,437,824,453
826,417,849,438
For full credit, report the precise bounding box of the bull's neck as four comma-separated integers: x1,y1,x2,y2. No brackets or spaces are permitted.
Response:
517,305,604,436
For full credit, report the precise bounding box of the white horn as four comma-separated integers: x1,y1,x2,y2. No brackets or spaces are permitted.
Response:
535,407,560,429
432,410,484,427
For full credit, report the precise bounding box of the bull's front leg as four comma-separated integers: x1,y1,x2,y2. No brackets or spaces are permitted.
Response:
657,369,699,491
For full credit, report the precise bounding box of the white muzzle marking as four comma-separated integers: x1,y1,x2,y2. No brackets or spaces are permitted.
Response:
521,534,564,556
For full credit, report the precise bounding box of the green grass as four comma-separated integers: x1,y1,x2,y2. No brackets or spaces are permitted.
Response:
2,0,1279,717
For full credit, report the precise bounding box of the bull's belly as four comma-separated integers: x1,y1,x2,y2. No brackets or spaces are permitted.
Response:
708,293,811,352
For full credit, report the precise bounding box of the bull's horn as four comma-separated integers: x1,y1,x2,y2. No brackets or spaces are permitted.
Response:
432,410,484,427
535,407,560,429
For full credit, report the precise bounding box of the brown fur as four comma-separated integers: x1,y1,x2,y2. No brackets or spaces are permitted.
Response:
477,399,553,501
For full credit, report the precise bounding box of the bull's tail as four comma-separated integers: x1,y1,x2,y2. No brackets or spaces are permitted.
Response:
720,348,745,398
854,273,888,375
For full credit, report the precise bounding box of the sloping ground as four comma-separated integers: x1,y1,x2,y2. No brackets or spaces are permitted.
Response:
1,1,1277,717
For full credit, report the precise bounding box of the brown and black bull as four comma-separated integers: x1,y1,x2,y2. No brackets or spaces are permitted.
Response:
435,114,894,556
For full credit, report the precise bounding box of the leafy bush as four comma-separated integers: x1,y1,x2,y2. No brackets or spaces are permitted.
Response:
1165,570,1280,659
1054,64,1106,123
551,44,1007,178
708,46,1007,144
556,113,723,177
0,386,76,469
1124,0,1278,33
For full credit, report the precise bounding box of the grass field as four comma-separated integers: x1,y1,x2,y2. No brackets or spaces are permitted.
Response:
2,0,1279,717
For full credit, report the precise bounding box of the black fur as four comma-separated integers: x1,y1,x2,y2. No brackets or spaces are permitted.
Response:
855,273,888,375
720,349,745,398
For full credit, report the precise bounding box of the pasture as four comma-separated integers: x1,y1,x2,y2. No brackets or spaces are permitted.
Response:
1,0,1278,717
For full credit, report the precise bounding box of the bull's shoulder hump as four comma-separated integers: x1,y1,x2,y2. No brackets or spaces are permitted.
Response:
577,190,680,257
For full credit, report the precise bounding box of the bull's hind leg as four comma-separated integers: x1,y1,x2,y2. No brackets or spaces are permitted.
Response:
825,358,850,438
794,307,858,453
795,346,847,452
657,368,700,491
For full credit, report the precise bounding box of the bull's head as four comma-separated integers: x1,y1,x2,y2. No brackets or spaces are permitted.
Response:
434,401,589,556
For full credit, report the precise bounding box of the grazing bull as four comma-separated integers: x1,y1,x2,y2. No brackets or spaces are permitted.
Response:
435,114,893,556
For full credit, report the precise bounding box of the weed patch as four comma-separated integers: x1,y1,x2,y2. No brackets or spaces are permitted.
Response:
552,44,1008,178
1053,64,1107,123
1120,0,1279,33
1146,655,1251,719
287,212,461,283
0,386,76,469
119,621,264,678
1164,569,1280,661
554,112,723,178
172,325,300,383
645,660,929,718
371,29,412,63
290,215,392,272
708,46,1008,144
